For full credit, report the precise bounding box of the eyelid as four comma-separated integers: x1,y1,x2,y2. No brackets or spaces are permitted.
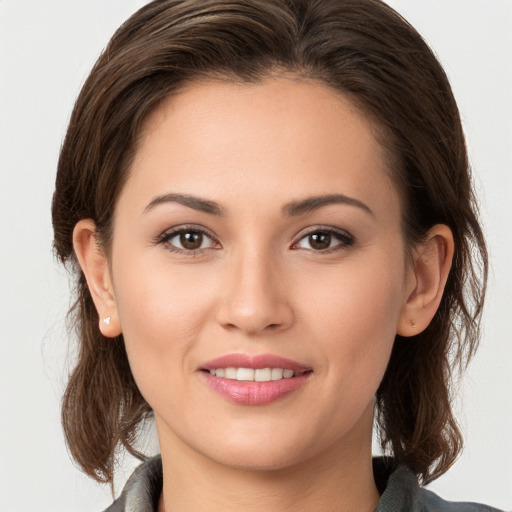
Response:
155,224,220,253
291,225,355,251
154,224,353,254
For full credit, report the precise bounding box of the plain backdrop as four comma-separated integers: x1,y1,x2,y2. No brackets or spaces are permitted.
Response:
0,1,511,511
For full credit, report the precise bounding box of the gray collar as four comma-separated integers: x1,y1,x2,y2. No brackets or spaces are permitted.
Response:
104,455,502,512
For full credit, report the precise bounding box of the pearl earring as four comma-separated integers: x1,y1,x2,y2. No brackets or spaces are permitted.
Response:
103,316,111,325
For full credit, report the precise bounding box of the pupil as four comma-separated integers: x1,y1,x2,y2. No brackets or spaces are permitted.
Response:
180,232,203,250
309,232,331,250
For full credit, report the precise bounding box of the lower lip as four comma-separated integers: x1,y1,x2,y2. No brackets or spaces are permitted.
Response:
201,372,311,405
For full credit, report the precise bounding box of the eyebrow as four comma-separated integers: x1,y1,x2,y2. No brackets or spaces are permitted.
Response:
143,192,373,218
144,193,224,215
282,194,374,217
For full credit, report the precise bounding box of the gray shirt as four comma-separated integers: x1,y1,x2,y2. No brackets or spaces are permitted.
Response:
104,456,503,512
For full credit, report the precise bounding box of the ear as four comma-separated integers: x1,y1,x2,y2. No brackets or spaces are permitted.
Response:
397,224,454,337
72,219,122,338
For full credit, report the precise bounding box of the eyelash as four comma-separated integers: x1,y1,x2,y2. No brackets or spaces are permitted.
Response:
291,226,355,253
156,225,219,255
156,225,355,255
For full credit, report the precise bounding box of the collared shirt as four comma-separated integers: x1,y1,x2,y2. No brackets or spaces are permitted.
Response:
104,456,503,512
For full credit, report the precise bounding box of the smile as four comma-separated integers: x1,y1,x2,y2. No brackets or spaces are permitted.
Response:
207,367,298,381
200,354,312,405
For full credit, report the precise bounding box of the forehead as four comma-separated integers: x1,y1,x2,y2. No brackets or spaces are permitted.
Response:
142,77,381,156
120,77,399,219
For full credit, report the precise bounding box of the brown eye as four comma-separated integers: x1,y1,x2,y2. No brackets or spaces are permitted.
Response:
160,228,217,253
308,232,331,250
180,231,204,250
295,228,354,252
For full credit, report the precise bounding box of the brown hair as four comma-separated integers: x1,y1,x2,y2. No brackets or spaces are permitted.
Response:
52,0,487,485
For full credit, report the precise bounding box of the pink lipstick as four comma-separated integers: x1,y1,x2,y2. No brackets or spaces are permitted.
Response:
199,353,312,405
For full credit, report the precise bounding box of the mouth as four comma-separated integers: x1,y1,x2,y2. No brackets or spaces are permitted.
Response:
203,367,309,382
199,354,312,405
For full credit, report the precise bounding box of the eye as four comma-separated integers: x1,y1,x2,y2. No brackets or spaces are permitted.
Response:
158,226,218,253
293,228,354,252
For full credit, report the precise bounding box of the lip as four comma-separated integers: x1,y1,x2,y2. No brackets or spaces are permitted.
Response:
199,353,312,406
200,353,311,373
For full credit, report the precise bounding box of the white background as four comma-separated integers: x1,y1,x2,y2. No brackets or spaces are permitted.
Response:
0,1,511,510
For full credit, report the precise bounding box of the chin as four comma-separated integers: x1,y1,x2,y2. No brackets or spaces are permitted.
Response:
192,421,338,474
205,443,309,473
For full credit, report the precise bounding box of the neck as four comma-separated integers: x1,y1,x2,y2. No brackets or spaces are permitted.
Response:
157,425,379,512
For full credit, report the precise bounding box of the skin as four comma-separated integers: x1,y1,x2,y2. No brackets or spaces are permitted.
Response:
74,77,454,512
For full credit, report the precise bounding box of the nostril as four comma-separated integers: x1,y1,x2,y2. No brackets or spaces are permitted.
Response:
216,296,294,335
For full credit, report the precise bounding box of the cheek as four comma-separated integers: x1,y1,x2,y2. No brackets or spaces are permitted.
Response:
114,249,216,334
111,256,218,399
302,253,405,332
297,251,406,380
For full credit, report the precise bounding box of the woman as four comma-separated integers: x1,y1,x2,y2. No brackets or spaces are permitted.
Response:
51,0,500,510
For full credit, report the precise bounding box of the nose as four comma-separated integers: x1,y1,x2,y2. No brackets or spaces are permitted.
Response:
215,248,294,335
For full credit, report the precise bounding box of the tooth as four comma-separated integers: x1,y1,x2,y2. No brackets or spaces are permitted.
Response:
237,368,255,381
211,367,298,381
271,368,284,380
255,368,272,382
225,367,237,379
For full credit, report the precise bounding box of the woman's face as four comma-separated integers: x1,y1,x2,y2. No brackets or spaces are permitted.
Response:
109,78,415,470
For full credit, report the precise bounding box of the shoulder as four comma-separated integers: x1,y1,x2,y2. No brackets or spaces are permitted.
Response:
102,455,162,512
417,487,503,512
374,458,503,512
102,455,503,512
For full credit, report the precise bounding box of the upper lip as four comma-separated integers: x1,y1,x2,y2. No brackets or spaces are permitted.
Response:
200,353,311,373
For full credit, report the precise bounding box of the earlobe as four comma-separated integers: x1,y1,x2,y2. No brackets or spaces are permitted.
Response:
72,219,122,338
397,224,454,337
